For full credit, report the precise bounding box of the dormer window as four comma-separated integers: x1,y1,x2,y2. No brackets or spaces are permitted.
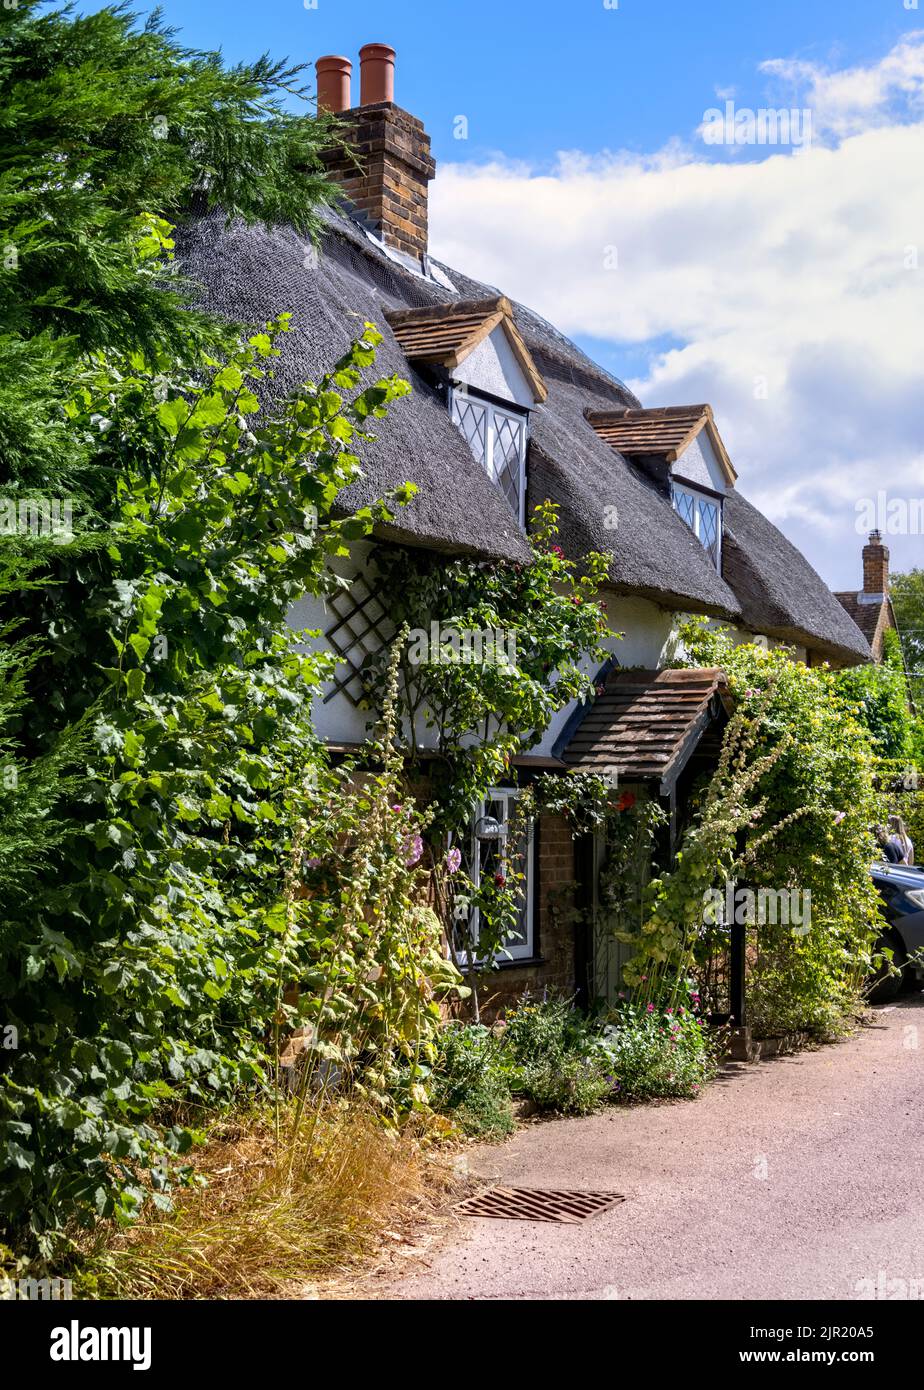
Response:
586,403,735,575
450,386,527,525
384,295,547,530
672,483,722,569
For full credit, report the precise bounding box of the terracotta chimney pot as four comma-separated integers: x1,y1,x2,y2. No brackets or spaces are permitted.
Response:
319,41,434,263
360,43,396,105
316,55,352,114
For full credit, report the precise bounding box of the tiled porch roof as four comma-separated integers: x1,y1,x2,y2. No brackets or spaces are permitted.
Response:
562,667,732,795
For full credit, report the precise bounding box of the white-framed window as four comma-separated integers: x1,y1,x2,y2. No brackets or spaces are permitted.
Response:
672,482,722,570
450,386,528,527
455,788,536,964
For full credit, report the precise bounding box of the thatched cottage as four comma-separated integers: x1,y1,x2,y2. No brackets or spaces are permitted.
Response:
178,43,871,1006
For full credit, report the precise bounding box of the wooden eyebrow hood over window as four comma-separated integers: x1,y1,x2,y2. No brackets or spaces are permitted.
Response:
585,404,737,486
384,296,548,404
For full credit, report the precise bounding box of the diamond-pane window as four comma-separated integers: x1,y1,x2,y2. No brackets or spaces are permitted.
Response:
675,489,695,529
451,394,488,469
450,389,527,526
672,484,722,572
698,498,719,565
492,411,525,516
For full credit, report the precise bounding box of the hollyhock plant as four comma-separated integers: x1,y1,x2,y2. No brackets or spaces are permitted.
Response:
403,833,424,868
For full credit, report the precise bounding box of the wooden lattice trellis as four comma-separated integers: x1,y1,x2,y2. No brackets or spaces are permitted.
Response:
323,573,395,706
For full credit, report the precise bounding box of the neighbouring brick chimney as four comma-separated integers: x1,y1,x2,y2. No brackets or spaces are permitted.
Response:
862,529,889,598
316,43,436,265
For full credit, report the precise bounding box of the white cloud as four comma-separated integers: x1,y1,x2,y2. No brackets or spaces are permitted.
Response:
760,31,924,139
428,36,924,588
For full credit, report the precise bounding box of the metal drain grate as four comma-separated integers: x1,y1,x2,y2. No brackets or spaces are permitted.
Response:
457,1186,626,1224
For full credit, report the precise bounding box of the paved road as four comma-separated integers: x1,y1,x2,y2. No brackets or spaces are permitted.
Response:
384,998,924,1300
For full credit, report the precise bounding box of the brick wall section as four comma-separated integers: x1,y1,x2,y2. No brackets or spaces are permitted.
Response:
862,531,889,595
478,813,579,1019
322,103,436,263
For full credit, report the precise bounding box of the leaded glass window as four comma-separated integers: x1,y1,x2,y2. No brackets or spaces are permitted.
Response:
698,497,720,566
450,388,527,526
450,393,488,469
675,489,695,529
672,483,722,571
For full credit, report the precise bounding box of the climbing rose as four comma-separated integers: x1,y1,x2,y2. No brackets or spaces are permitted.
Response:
494,871,506,888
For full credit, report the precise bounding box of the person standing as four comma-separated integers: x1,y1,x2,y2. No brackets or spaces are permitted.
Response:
887,815,915,866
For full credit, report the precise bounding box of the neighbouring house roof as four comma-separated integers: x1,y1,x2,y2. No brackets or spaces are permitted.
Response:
832,590,899,663
384,296,548,403
586,405,737,486
560,667,732,795
832,592,883,646
175,204,871,665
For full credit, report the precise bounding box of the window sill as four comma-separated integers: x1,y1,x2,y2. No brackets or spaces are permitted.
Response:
459,955,546,973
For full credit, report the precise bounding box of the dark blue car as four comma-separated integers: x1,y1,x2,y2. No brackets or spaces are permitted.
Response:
868,862,924,1003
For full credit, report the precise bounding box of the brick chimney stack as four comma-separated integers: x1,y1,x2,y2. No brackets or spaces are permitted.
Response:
316,43,436,265
862,529,889,598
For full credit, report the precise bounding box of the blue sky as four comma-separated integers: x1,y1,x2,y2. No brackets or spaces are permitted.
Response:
118,0,909,166
83,1,924,590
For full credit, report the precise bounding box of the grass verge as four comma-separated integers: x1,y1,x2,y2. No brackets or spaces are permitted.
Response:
78,1102,455,1300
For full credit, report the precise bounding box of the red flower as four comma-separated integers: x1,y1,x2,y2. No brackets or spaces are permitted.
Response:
616,791,636,813
551,545,565,558
494,871,507,888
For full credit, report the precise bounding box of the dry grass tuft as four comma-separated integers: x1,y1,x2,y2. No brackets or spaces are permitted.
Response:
92,1103,456,1300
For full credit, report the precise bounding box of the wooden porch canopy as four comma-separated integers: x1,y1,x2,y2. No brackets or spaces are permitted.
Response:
561,667,732,796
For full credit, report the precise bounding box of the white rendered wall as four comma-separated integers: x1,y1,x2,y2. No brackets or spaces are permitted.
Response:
452,324,535,408
289,557,799,754
671,431,727,495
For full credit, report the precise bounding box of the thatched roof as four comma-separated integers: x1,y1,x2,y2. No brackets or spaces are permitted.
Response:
175,205,871,665
175,210,531,564
721,492,872,663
